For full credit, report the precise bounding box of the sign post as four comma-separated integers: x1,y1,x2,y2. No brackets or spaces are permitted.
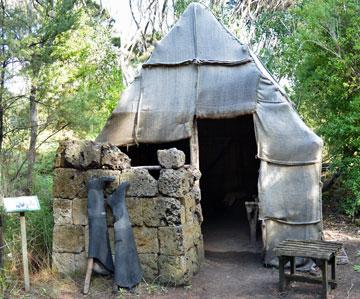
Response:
3,196,40,292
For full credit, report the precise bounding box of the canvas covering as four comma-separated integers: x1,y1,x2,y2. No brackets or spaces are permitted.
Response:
96,3,323,261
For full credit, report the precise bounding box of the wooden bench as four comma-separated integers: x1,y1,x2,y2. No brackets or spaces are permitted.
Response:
274,239,343,299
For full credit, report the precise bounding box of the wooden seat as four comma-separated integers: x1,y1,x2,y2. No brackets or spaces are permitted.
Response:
274,239,343,299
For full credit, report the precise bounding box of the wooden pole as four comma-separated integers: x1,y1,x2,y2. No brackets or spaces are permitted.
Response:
190,120,200,169
83,257,94,294
20,212,30,292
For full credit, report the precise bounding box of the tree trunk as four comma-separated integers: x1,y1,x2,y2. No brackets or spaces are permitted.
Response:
27,85,37,194
0,0,5,152
0,0,5,273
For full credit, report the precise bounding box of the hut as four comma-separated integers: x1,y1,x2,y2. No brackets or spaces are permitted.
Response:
96,3,323,265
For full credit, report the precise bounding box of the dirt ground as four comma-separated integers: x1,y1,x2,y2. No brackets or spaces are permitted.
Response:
7,217,360,299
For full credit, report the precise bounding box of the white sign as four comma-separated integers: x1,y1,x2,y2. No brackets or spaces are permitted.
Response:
3,196,40,213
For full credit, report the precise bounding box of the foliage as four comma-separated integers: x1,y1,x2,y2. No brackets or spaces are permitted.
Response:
254,0,360,218
0,0,123,278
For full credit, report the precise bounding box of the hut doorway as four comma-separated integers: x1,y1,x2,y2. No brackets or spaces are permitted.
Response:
197,115,261,253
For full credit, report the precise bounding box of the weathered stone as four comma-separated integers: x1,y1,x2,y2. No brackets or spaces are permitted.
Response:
139,253,159,280
53,198,72,225
180,193,196,224
195,203,204,223
158,255,190,285
126,197,143,226
185,247,200,275
158,168,194,198
133,227,159,254
187,166,202,180
53,225,85,253
74,251,87,272
157,148,185,169
195,238,205,263
61,140,101,169
54,142,66,168
101,144,131,170
158,226,185,255
190,184,201,204
183,224,195,250
143,197,184,227
84,225,89,254
52,252,75,273
72,198,87,225
86,169,121,195
53,168,86,199
119,169,157,197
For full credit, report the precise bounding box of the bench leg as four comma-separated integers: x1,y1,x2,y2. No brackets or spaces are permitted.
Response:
331,256,336,289
290,256,296,275
279,256,285,292
322,260,329,299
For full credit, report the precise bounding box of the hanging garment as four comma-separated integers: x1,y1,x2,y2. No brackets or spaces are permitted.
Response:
87,176,115,273
107,182,143,289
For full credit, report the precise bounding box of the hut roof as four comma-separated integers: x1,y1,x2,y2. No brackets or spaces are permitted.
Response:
97,3,322,166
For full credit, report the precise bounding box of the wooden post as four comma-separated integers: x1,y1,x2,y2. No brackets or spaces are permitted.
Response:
83,257,94,294
190,119,199,169
322,259,329,298
278,256,285,292
20,212,30,292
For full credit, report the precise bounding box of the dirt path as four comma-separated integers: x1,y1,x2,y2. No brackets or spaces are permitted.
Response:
10,220,360,299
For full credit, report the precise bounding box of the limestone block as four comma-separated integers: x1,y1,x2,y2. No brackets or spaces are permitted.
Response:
195,238,205,263
59,140,101,169
143,197,185,227
53,225,85,253
180,194,196,224
157,148,185,169
183,224,195,250
86,169,121,195
72,198,87,225
54,142,66,168
133,227,159,254
53,198,72,225
84,225,89,254
158,226,185,255
119,169,157,197
189,184,201,204
158,169,194,198
126,197,143,226
185,247,200,275
195,203,204,223
158,255,190,285
139,253,159,280
101,144,131,170
53,168,87,199
52,252,75,273
74,251,87,272
187,166,202,180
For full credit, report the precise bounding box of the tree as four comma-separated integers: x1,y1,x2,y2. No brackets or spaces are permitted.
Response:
255,0,360,218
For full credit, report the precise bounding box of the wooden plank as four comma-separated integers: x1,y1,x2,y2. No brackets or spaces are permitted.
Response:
278,241,342,251
275,245,339,254
20,212,30,292
281,240,342,249
284,274,337,288
275,249,333,260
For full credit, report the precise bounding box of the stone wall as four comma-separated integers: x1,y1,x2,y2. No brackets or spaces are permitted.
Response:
52,141,204,285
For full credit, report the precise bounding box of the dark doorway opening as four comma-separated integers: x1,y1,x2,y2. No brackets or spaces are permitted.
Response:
198,115,261,253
